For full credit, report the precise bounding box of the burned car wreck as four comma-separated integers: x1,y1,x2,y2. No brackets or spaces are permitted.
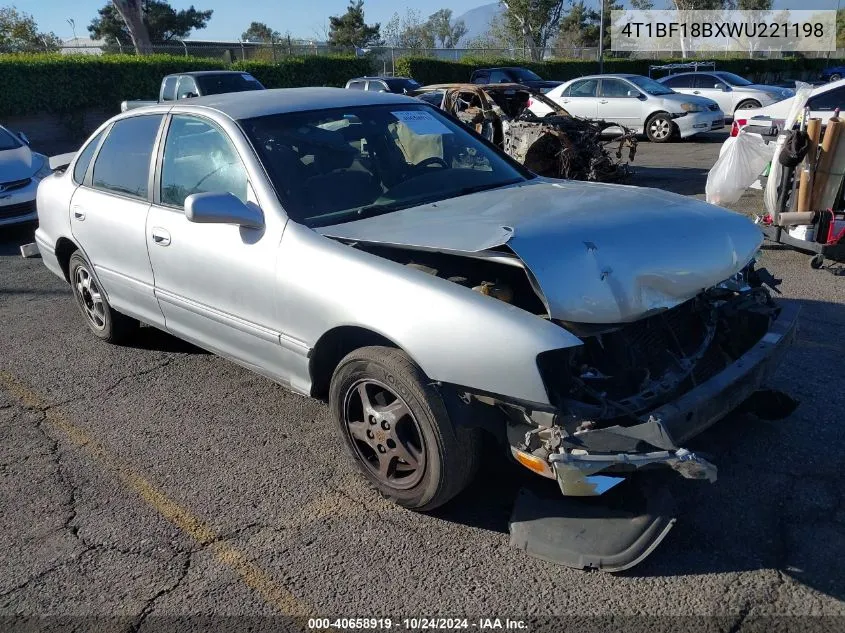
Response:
414,83,637,182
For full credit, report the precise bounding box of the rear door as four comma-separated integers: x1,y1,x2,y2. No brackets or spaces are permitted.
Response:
596,78,642,128
69,114,165,326
557,78,599,119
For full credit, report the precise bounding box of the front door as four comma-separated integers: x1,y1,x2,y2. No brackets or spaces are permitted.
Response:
145,114,287,377
70,114,164,327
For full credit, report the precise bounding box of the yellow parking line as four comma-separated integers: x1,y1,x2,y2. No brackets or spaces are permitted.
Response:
0,370,316,617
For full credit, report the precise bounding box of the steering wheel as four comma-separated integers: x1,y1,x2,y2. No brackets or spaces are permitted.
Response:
412,156,449,170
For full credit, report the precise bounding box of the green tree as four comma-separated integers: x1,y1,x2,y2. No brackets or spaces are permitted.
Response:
735,0,773,8
0,6,62,52
328,0,381,49
425,9,468,48
555,1,598,55
630,0,653,8
89,0,213,47
500,0,565,61
241,21,280,42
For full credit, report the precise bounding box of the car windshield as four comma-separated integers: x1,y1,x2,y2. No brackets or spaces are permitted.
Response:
0,126,22,151
386,78,420,92
195,73,265,95
627,75,675,95
715,71,753,87
241,104,528,227
511,68,542,82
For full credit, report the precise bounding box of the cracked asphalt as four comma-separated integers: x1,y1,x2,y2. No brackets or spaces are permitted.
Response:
1,132,844,632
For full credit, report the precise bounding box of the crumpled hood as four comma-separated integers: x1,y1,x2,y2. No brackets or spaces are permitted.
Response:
0,145,39,182
318,179,763,323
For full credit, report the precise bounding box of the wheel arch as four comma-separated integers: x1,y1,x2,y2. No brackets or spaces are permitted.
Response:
309,325,409,399
55,237,79,283
735,98,762,112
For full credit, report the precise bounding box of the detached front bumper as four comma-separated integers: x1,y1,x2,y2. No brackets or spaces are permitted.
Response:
513,301,799,496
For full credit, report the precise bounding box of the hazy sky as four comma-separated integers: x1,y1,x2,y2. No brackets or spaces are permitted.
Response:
17,0,842,42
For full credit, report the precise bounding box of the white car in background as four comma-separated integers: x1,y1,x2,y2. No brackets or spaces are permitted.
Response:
657,71,794,118
528,74,724,143
0,125,51,226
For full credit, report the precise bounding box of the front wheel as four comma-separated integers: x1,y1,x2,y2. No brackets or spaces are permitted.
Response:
68,252,137,343
329,346,482,511
645,113,675,143
736,99,761,111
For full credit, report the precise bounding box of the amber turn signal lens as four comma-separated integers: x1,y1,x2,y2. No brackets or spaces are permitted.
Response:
510,448,554,479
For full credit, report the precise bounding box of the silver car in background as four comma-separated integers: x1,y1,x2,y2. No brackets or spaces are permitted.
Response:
658,71,794,118
35,89,796,520
1,125,51,226
529,74,724,142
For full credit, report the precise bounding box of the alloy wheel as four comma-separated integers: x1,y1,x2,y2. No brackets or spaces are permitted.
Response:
649,117,671,140
74,265,106,331
343,379,426,490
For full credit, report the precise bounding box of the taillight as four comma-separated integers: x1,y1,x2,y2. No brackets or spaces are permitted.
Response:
730,118,748,137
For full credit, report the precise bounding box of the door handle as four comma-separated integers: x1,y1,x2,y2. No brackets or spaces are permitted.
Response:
72,207,85,221
693,91,701,94
599,99,608,104
151,227,171,247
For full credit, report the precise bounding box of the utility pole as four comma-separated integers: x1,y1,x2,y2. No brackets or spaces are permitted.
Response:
67,18,77,47
598,0,604,74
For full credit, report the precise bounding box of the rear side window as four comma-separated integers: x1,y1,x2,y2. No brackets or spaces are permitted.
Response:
472,72,489,84
176,77,198,99
808,86,845,111
347,81,365,90
366,81,386,92
161,76,178,101
73,129,105,184
489,70,510,83
92,115,163,199
663,74,694,89
694,74,720,89
569,79,598,97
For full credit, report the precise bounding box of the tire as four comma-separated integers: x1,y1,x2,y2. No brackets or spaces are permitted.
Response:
830,74,841,82
810,254,825,269
329,346,482,511
68,251,137,343
645,113,675,143
736,99,761,112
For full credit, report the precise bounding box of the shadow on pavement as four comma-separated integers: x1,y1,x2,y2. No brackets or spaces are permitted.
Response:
631,166,710,196
433,297,845,602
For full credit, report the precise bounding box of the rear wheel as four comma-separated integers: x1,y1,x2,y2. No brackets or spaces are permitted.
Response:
329,346,482,511
736,99,761,112
830,73,842,82
68,251,137,343
645,113,675,143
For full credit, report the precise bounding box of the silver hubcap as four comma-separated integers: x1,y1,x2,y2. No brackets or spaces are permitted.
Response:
74,266,106,331
649,118,671,140
343,379,426,490
738,102,757,110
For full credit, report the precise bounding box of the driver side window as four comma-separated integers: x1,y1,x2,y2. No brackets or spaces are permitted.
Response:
159,115,248,208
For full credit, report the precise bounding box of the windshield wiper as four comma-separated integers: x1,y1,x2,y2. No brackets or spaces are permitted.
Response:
454,179,523,198
308,201,411,227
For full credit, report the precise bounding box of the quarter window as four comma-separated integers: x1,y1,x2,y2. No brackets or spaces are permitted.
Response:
161,76,178,101
160,115,248,208
91,115,162,199
73,129,105,185
347,81,365,90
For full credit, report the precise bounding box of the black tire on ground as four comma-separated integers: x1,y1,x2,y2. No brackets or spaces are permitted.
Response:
810,254,825,269
736,99,762,111
830,74,842,82
329,345,482,511
645,113,675,143
68,251,137,343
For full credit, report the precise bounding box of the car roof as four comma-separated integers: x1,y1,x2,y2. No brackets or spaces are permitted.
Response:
165,70,252,78
564,74,638,82
174,87,420,120
348,76,415,81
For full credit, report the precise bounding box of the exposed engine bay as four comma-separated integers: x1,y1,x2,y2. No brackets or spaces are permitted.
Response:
414,83,637,182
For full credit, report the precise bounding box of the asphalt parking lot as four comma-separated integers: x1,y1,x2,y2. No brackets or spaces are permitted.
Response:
2,131,844,631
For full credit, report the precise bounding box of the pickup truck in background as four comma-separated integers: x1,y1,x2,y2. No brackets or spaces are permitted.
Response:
120,70,265,112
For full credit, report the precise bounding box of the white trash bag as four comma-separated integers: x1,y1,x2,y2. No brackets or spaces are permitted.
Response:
705,132,774,205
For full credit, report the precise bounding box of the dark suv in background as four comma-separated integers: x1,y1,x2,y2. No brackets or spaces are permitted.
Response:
470,67,561,93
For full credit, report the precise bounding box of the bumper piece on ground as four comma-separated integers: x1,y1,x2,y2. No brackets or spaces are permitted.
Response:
509,478,676,572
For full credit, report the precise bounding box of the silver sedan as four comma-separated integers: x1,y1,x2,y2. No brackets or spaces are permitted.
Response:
35,89,796,523
1,125,51,226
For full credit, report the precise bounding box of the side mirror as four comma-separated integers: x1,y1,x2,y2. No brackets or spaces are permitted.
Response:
18,132,30,145
717,84,730,91
180,92,198,99
185,192,264,229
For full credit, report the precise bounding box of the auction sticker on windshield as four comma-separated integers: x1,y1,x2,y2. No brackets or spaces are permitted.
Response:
393,111,453,136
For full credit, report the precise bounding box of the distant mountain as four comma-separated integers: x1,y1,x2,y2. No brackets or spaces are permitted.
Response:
454,2,503,46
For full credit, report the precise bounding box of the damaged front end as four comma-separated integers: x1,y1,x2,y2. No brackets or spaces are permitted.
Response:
465,262,798,497
419,83,636,183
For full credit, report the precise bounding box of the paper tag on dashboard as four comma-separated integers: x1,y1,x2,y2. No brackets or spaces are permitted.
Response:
392,110,452,135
